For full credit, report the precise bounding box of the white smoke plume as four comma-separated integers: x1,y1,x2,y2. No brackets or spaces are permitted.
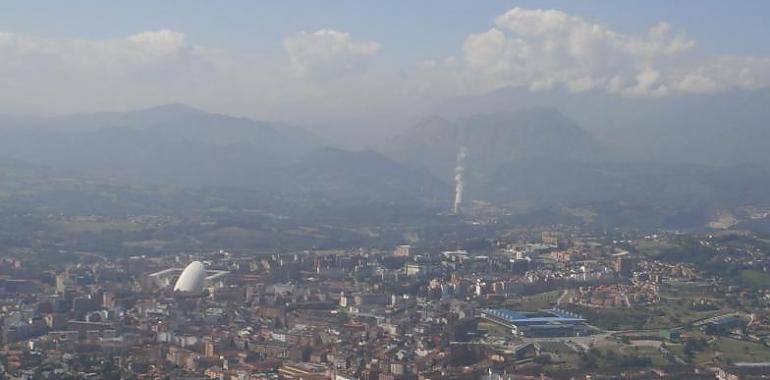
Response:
453,146,468,214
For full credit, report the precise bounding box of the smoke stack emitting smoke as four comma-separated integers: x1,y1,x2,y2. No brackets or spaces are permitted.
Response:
453,146,467,214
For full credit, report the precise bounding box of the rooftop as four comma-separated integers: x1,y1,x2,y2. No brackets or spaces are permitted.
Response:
482,308,585,324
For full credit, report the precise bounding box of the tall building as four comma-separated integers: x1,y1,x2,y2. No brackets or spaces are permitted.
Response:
393,245,412,257
542,231,562,246
204,338,215,357
55,272,69,294
614,253,632,276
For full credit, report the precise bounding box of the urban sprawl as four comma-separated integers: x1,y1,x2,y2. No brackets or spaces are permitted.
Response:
1,228,770,379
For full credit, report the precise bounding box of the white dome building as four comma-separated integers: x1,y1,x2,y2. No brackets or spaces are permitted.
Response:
173,261,206,294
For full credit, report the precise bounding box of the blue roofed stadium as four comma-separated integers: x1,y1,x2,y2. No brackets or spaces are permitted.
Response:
480,308,589,337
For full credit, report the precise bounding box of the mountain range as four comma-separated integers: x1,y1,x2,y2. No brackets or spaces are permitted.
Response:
431,87,770,166
384,105,770,214
2,90,770,229
0,104,446,205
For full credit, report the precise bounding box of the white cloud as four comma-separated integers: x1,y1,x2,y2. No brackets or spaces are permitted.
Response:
283,29,381,77
0,28,391,120
0,30,228,113
672,56,770,94
127,29,186,50
433,7,770,97
0,10,769,124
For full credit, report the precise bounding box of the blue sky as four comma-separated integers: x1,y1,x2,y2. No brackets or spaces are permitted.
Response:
1,1,769,122
2,0,768,60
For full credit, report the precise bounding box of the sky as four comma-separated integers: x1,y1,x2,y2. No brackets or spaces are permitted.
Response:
1,1,769,126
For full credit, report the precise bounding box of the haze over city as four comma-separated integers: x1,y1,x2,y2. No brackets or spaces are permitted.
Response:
1,2,770,380
2,1,770,141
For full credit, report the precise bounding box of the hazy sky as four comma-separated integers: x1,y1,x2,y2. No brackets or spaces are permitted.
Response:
1,1,769,124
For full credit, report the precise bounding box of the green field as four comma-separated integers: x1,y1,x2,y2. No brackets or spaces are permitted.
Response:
740,270,770,288
544,337,672,374
563,293,728,331
477,320,513,337
503,290,563,311
667,335,770,366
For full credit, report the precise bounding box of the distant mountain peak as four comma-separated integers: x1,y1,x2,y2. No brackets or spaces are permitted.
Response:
383,106,607,182
134,103,209,116
458,107,569,125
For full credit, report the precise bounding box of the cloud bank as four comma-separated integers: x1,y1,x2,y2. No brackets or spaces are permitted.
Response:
432,8,770,97
284,29,381,77
0,7,769,121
